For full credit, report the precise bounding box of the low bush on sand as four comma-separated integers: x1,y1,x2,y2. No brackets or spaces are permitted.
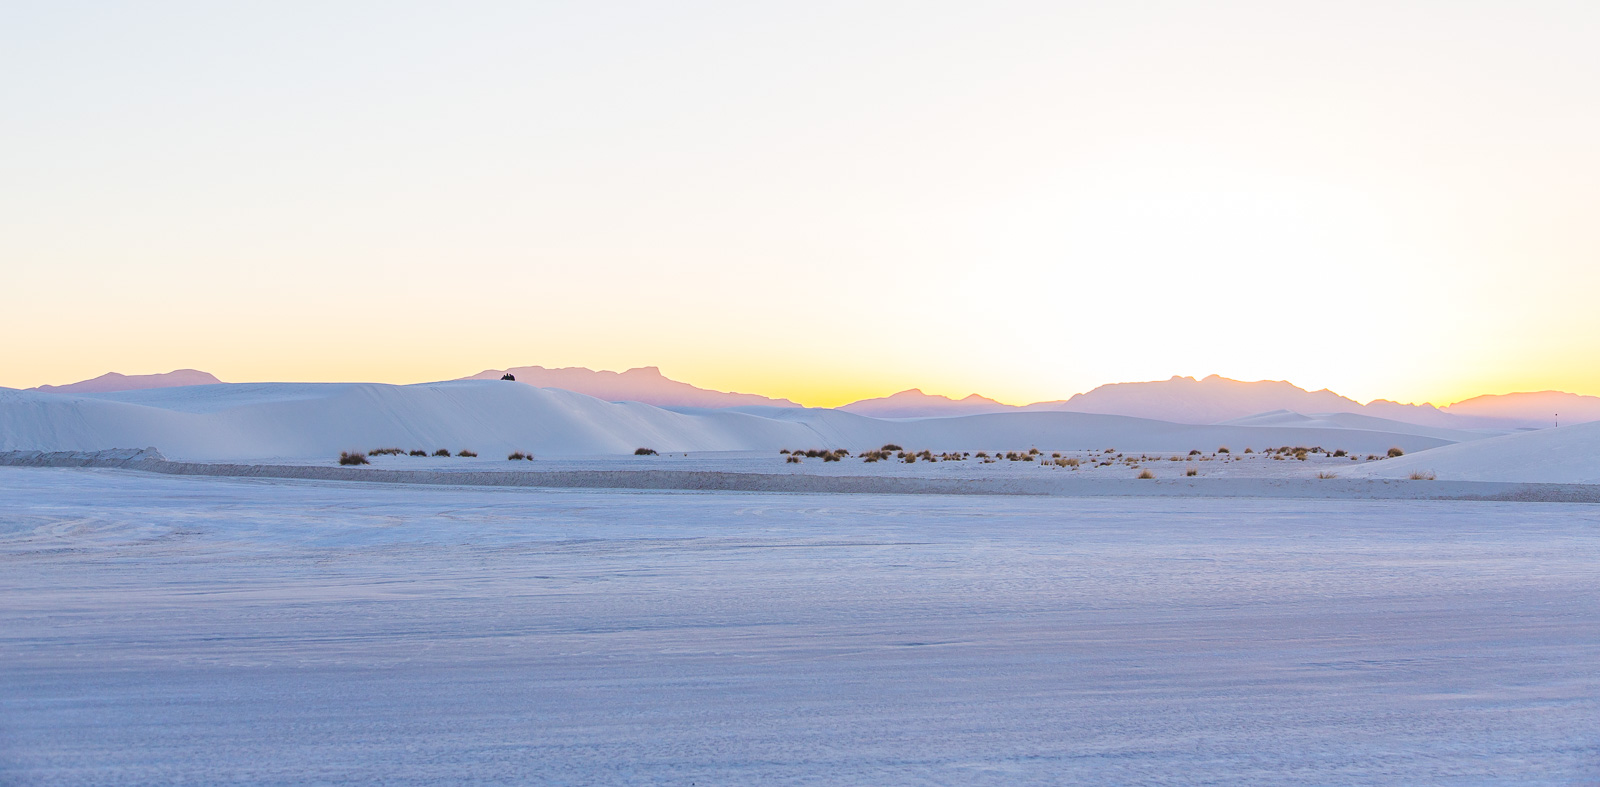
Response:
1054,457,1080,468
432,449,450,457
1217,446,1230,454
369,447,405,456
635,448,658,456
786,455,802,464
409,450,427,457
1185,468,1198,476
881,444,903,452
1333,449,1347,457
508,451,533,461
1388,447,1405,458
1317,471,1338,479
339,451,369,466
1409,470,1436,480
1137,469,1155,479
457,450,477,458
1189,449,1202,456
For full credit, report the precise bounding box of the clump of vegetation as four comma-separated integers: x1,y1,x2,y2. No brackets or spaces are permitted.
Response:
457,450,477,457
1188,449,1202,456
1185,467,1198,476
881,444,903,452
1104,448,1116,454
1316,471,1338,479
1243,447,1255,454
786,455,802,464
409,450,428,457
635,448,659,456
368,447,405,456
1333,449,1347,457
508,451,533,461
974,451,988,459
1409,470,1436,480
1388,447,1405,458
339,451,370,466
780,449,791,454
1217,446,1230,454
432,449,451,457
1054,457,1080,468
1137,469,1155,479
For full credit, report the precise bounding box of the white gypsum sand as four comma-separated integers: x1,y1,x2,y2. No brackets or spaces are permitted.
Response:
1,380,1470,461
0,468,1595,784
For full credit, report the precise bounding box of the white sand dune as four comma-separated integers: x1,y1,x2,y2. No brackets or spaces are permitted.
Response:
2,381,1470,462
1349,420,1600,484
1218,409,1501,442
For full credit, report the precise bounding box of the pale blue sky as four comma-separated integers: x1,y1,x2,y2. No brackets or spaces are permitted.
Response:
4,1,1598,405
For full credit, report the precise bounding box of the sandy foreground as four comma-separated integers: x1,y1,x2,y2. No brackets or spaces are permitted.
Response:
1,466,1597,784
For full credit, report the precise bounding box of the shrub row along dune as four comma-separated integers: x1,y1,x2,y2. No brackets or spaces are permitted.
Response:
338,448,479,463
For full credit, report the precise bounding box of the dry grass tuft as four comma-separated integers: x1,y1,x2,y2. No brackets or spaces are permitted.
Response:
1137,469,1155,479
432,449,451,457
338,451,369,466
1185,468,1198,477
1316,471,1338,479
1388,447,1405,458
457,450,477,458
1408,470,1436,480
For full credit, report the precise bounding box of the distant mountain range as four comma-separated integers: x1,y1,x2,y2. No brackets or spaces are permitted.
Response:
26,367,1598,429
849,375,1591,429
839,389,1013,418
465,365,801,409
29,369,222,394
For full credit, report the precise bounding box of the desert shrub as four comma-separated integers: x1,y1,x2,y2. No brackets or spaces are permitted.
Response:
635,448,659,456
1185,467,1198,476
903,453,917,463
881,444,903,452
780,449,791,454
1189,449,1202,456
433,449,450,457
1054,457,1080,468
339,451,370,466
1217,446,1230,454
508,451,530,461
1104,448,1116,453
1243,447,1255,454
1137,469,1155,479
974,451,988,458
1387,447,1405,458
1316,471,1338,479
1333,449,1347,457
457,450,477,457
823,453,840,462
786,455,802,464
1027,448,1040,455
409,450,428,457
369,447,405,456
1409,470,1436,480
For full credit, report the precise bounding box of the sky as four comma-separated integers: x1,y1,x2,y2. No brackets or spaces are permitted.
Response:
4,1,1598,408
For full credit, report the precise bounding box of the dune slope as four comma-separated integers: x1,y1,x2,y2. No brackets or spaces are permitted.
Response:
2,382,1467,461
1349,421,1600,484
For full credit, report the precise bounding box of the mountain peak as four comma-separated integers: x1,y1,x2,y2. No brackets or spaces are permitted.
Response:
32,369,223,394
464,365,799,409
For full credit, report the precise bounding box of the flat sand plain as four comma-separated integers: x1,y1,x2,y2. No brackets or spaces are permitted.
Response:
2,467,1596,784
